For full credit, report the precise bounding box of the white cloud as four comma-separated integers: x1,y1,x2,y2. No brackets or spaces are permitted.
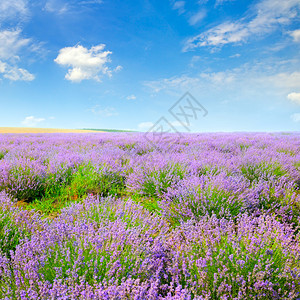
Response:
114,65,122,72
189,55,202,68
44,0,69,15
184,0,300,50
230,53,241,58
263,72,300,89
44,0,103,15
172,1,185,14
22,116,45,127
80,0,103,4
200,71,236,84
0,63,34,81
0,2,41,81
126,94,136,100
0,29,31,60
289,29,300,42
0,30,35,81
0,0,28,22
138,122,154,130
145,74,200,93
189,10,206,25
145,61,300,98
145,71,236,93
287,92,300,105
291,113,300,122
0,61,6,73
88,105,118,117
215,0,235,6
55,44,120,82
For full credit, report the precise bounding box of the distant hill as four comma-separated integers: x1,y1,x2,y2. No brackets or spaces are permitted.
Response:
83,128,136,132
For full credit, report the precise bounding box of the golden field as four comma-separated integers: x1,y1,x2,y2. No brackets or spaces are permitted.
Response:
0,127,101,134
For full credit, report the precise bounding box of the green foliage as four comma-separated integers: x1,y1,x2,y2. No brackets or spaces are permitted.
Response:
26,197,70,217
239,143,250,151
0,150,8,160
175,232,297,299
241,162,286,183
167,187,243,226
26,163,126,216
0,208,21,257
82,128,136,132
197,165,223,176
4,165,45,201
277,148,295,156
141,164,186,199
44,166,74,198
119,143,136,151
131,194,161,214
39,240,143,286
66,164,126,198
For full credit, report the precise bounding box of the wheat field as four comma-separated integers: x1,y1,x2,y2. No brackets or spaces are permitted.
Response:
0,127,102,133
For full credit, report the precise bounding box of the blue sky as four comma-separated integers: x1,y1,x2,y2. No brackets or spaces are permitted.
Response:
0,0,299,132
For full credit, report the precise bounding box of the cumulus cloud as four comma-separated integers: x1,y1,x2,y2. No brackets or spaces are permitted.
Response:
55,44,120,82
287,92,300,105
22,116,45,127
126,94,136,100
184,0,300,50
289,29,300,42
291,113,300,122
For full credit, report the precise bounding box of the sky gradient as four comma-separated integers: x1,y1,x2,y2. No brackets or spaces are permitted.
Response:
0,0,300,132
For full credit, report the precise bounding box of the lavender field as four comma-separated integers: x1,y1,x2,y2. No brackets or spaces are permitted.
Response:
0,133,299,299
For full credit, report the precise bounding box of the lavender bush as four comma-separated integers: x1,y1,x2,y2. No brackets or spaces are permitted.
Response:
0,132,299,299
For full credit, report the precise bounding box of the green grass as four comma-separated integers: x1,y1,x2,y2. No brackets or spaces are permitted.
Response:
0,150,8,160
82,128,137,132
166,186,243,226
139,163,186,200
240,162,286,183
0,208,22,257
131,194,161,214
26,163,126,217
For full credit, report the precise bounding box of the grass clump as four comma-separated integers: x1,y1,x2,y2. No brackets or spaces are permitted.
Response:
139,163,186,199
0,208,21,258
27,163,126,216
163,186,243,226
241,162,286,183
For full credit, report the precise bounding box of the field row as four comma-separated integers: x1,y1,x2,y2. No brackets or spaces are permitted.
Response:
0,133,299,299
